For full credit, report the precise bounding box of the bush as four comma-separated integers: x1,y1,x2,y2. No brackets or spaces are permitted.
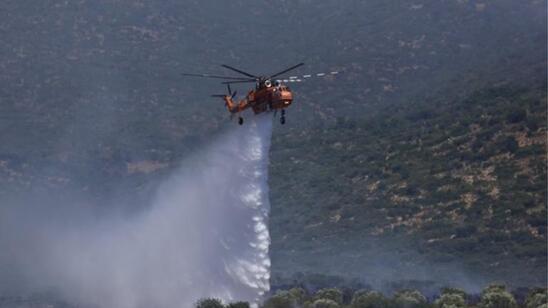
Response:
351,290,389,308
479,284,517,308
314,288,344,305
195,298,224,308
393,289,428,308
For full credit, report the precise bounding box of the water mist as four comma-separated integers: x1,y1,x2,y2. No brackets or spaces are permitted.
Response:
0,114,274,307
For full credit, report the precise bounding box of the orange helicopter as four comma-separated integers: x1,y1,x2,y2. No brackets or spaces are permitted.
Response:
182,63,306,125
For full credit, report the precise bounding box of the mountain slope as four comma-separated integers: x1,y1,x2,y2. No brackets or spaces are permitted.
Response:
0,0,545,295
269,78,547,287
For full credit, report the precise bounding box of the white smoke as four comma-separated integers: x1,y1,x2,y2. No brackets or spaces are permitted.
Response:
0,114,273,307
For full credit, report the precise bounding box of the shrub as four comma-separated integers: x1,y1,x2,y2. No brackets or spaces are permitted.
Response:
314,288,344,305
351,290,389,308
195,298,224,308
393,289,428,308
479,284,517,308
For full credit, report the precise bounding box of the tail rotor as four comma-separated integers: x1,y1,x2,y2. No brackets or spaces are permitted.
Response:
227,84,237,98
211,84,237,98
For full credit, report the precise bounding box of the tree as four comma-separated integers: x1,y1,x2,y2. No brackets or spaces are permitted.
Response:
310,298,341,308
226,302,249,308
524,288,547,308
440,287,467,299
351,290,389,308
436,287,468,308
263,291,296,308
288,287,309,305
314,288,344,305
393,289,428,308
479,284,517,308
195,298,224,308
434,293,466,308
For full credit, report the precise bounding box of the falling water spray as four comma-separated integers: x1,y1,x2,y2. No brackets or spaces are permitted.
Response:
0,114,274,307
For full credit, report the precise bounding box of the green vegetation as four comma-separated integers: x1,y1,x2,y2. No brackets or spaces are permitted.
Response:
479,284,518,308
434,288,468,308
435,293,466,308
188,283,546,308
194,298,250,308
525,288,548,308
351,290,390,308
393,290,428,308
263,290,300,308
269,83,547,286
196,298,225,308
308,298,341,308
226,302,251,308
314,288,344,305
0,0,545,302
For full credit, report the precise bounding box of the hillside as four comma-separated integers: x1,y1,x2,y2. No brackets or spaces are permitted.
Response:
0,0,546,301
269,80,547,288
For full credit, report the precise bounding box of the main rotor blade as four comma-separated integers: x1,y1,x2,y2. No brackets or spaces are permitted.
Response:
181,73,252,80
222,80,257,84
269,62,304,79
221,64,258,79
275,70,340,83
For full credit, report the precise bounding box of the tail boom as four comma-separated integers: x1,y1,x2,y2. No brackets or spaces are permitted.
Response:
222,96,249,113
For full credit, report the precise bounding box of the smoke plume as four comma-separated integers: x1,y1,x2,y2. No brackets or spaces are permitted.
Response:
0,114,274,307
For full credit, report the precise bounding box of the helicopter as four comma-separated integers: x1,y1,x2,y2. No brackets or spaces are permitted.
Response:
182,63,338,125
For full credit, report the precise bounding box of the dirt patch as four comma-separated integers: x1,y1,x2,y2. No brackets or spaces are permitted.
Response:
487,186,500,200
367,180,380,192
478,165,497,182
514,130,547,148
461,193,478,209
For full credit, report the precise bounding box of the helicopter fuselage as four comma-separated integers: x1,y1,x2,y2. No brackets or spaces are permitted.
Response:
223,83,293,114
